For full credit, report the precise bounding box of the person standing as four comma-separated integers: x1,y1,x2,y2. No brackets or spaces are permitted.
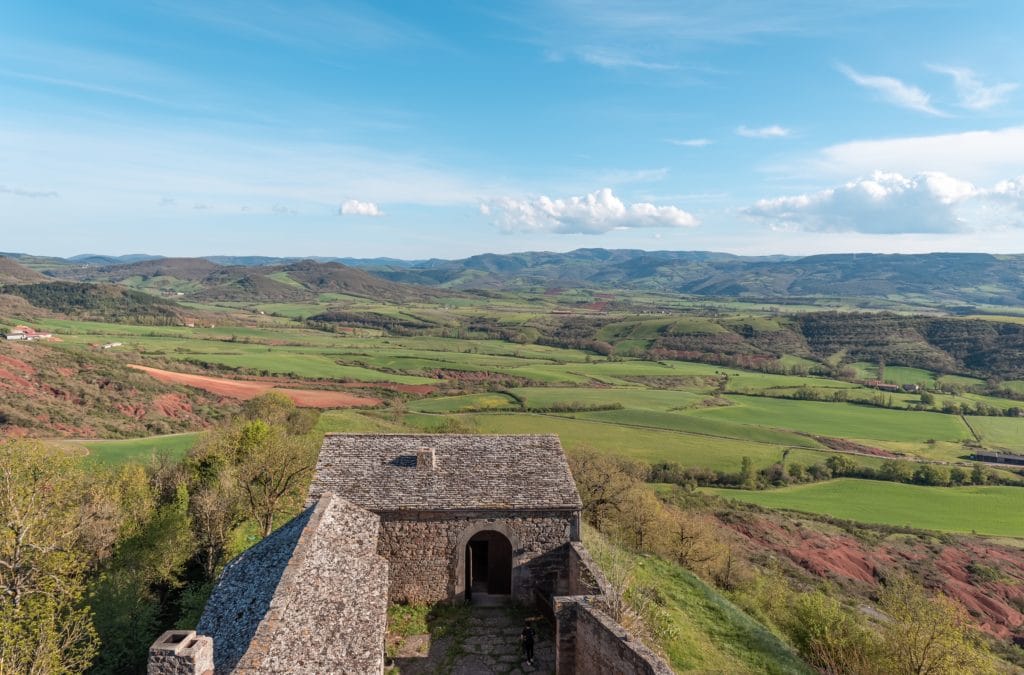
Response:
521,622,536,665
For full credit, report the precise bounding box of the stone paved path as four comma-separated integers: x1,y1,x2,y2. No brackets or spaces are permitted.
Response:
390,604,555,675
451,606,554,675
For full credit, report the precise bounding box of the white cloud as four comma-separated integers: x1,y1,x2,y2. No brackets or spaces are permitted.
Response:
736,125,790,138
483,187,697,234
811,126,1024,184
745,170,1024,234
928,65,1017,110
838,64,944,116
339,199,383,216
667,138,713,147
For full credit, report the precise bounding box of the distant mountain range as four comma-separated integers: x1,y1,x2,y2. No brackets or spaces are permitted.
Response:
3,248,1024,309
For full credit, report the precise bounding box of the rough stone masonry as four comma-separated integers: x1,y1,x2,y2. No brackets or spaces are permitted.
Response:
148,434,673,674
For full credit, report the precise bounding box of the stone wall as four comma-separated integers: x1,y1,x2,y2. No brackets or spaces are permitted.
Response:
553,596,673,675
376,508,578,604
551,541,673,675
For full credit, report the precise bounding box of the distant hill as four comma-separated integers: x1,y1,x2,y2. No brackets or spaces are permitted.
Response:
361,249,1024,309
1,281,184,323
47,257,439,303
0,256,48,284
15,248,1024,309
66,253,164,265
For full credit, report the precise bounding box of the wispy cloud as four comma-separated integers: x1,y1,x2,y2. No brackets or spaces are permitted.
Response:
163,2,446,53
340,199,383,216
806,126,1024,184
482,187,697,234
736,125,790,138
928,65,1017,110
838,64,944,116
666,138,713,147
0,184,58,198
577,48,677,71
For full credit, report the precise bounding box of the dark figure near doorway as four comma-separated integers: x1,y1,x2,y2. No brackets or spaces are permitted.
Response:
521,622,535,664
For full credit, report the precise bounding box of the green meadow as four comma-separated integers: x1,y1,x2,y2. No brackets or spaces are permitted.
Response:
707,479,1024,537
691,395,970,443
77,433,200,465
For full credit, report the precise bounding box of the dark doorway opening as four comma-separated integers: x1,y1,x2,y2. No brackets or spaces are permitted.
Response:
464,530,512,600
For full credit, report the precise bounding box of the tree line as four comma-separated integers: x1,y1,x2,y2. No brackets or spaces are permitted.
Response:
0,393,319,673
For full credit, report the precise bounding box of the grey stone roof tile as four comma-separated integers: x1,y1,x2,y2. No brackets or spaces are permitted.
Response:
308,434,582,512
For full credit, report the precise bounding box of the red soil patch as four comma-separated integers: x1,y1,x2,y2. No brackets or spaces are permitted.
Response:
0,368,32,389
128,365,381,409
723,511,1024,642
0,354,34,375
153,393,194,419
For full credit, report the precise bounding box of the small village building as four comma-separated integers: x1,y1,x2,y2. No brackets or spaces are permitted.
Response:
3,325,53,341
972,450,1024,467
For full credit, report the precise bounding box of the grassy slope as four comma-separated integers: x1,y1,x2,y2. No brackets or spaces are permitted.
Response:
583,526,812,674
706,479,1024,537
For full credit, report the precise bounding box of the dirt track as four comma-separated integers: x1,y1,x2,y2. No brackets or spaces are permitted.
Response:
128,365,382,408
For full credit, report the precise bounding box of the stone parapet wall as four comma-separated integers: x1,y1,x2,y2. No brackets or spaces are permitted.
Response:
378,509,576,604
552,541,673,675
567,541,614,597
553,597,673,675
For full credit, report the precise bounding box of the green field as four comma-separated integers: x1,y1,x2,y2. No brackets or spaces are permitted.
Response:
693,395,970,443
78,433,200,465
965,416,1024,451
423,412,885,472
707,479,1024,537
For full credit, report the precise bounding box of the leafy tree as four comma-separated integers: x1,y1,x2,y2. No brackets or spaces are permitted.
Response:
783,589,880,675
913,464,949,487
878,575,991,674
0,440,99,673
739,456,757,490
879,459,913,483
971,463,989,486
570,451,635,530
234,421,317,537
240,392,320,435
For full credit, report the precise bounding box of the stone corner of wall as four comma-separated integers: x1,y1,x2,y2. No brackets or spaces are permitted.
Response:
147,629,215,675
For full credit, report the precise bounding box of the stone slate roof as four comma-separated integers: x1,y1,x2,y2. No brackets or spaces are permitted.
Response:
197,493,388,674
309,433,582,512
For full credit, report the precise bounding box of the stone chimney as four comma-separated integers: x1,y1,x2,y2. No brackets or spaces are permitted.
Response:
416,447,436,471
148,630,214,675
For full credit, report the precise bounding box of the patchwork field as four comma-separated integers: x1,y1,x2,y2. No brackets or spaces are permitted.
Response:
128,364,382,407
707,479,1024,537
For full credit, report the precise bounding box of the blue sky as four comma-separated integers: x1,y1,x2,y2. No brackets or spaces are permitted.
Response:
2,1,1023,258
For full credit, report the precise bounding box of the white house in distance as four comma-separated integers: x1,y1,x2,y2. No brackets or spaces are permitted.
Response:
3,325,54,341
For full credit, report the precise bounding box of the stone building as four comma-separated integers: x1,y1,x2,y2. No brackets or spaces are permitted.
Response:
308,434,582,605
148,434,672,675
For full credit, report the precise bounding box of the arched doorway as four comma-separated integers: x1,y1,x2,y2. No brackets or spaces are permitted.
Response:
464,530,512,600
